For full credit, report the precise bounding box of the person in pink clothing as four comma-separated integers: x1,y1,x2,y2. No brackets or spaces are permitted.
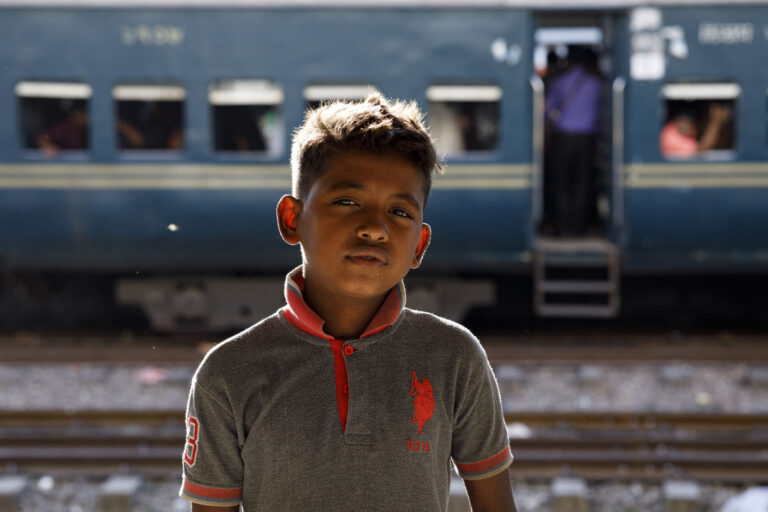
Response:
660,103,732,158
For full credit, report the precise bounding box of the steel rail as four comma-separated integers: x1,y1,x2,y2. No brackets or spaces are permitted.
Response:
1,410,767,481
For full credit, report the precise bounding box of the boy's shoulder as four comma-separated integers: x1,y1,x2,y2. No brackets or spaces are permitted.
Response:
400,307,487,358
192,307,490,385
401,306,472,333
193,311,284,382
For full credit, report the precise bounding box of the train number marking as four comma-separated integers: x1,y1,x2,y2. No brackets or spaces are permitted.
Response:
120,25,185,46
698,23,754,45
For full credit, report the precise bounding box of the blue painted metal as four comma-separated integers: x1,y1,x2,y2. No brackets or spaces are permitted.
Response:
424,188,532,271
624,6,768,162
1,3,768,277
621,5,768,271
0,6,534,274
623,188,768,271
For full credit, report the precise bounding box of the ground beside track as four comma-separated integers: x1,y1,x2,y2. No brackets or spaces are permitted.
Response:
1,330,767,511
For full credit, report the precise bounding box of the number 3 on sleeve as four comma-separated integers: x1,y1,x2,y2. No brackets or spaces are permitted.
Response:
184,417,199,466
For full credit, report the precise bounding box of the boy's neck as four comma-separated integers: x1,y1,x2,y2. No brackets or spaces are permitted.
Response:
302,283,387,340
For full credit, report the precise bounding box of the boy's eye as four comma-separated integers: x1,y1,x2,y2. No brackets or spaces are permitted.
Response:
391,208,412,219
334,198,357,206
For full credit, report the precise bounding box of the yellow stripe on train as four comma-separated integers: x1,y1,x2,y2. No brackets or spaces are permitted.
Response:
0,163,533,190
625,162,768,188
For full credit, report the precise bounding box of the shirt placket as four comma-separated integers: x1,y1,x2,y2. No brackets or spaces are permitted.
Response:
338,341,373,446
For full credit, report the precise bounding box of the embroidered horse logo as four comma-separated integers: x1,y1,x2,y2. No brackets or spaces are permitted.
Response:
409,371,434,435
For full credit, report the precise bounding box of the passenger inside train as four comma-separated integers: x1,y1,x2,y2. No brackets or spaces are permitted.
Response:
21,93,90,158
660,102,733,159
428,100,499,156
117,100,184,150
209,80,284,156
544,45,604,238
35,105,89,158
212,105,270,152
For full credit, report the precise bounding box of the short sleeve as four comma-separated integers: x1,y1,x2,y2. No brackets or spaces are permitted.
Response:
451,350,513,481
660,122,698,158
179,377,244,507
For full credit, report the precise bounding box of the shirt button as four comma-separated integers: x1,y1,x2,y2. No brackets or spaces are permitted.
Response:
343,384,349,394
343,345,355,356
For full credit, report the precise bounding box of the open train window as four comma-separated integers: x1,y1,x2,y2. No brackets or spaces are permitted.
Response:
17,81,91,158
427,85,501,158
210,80,283,156
114,85,185,151
660,83,738,160
303,84,373,111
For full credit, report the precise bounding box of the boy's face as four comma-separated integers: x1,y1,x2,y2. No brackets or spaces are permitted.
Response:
278,151,431,304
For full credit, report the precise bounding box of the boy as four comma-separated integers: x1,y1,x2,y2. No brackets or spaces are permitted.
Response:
180,91,517,511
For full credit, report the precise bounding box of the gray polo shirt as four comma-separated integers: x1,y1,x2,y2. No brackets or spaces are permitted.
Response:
180,269,512,510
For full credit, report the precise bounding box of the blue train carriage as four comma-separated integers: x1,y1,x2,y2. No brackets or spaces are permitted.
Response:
0,1,533,330
528,1,768,319
621,2,768,276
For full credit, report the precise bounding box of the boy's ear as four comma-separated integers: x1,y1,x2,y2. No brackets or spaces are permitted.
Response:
276,195,302,245
411,223,431,269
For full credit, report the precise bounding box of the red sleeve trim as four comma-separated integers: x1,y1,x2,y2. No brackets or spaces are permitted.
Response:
182,479,243,500
454,445,513,477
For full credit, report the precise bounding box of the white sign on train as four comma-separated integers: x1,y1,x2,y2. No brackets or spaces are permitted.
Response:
698,23,754,45
120,25,185,46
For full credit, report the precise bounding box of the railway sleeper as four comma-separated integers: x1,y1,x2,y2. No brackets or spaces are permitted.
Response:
100,475,143,512
552,477,589,512
664,480,701,512
449,477,704,512
0,475,27,512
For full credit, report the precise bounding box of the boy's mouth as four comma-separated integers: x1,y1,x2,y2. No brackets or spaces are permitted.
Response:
346,248,388,266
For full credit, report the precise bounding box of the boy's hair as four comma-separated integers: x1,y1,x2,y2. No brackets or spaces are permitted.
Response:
290,90,441,204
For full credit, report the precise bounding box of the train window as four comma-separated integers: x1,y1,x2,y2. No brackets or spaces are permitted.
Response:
303,84,373,110
16,81,91,158
427,85,501,157
210,80,284,155
660,83,738,159
114,85,185,151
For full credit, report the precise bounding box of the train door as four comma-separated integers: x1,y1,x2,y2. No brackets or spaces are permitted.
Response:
530,11,624,317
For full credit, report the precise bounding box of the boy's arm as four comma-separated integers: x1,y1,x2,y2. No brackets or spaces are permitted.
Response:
465,469,517,512
180,378,244,509
191,504,239,512
450,334,516,511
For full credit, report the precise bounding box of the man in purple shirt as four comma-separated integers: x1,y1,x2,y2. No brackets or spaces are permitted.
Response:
545,46,603,237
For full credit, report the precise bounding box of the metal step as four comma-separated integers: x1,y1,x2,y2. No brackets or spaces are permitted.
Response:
538,281,616,294
539,257,610,267
534,236,617,252
533,237,621,318
536,303,618,319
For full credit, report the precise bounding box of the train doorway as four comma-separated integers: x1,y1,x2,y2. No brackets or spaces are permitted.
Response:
531,13,622,317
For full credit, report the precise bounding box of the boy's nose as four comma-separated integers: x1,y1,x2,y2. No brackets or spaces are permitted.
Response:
356,218,389,242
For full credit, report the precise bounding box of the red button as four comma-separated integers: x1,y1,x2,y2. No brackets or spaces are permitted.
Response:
343,345,355,356
343,384,349,394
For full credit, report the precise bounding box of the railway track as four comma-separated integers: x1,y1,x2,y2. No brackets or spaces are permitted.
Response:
0,410,184,474
1,410,767,481
481,333,768,362
3,331,768,363
0,335,207,363
504,412,768,482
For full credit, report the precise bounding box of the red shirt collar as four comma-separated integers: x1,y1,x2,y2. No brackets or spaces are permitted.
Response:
281,266,405,340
